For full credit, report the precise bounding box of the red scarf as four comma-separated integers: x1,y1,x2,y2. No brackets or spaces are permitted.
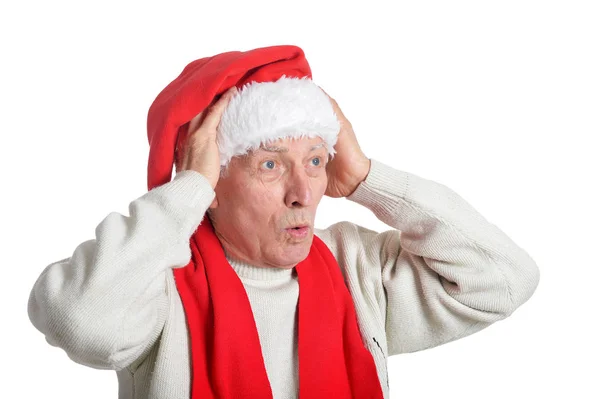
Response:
172,215,384,398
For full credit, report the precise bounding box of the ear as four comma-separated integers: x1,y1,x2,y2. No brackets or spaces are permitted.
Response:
209,197,219,209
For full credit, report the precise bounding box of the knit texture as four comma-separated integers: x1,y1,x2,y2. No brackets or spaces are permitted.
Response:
225,252,300,398
28,158,540,399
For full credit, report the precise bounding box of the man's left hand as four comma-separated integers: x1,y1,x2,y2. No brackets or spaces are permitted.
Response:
320,89,371,198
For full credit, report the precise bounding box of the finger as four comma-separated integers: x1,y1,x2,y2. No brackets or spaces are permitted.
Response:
187,110,206,135
201,87,237,132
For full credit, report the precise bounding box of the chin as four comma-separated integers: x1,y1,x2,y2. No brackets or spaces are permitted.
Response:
280,242,311,266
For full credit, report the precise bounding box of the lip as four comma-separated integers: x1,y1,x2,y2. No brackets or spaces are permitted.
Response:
284,225,310,239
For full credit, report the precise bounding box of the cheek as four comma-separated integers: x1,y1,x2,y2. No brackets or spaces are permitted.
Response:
233,185,282,220
314,173,328,196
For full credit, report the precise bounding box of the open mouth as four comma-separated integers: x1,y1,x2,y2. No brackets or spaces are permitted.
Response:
290,225,308,230
285,225,310,238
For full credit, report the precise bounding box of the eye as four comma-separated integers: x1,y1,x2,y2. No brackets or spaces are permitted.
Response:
261,160,276,170
311,157,322,166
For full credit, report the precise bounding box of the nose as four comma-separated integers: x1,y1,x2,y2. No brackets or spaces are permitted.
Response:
284,165,313,208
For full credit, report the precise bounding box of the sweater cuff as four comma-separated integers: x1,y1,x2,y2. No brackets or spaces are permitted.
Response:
168,170,216,207
145,170,216,236
346,158,410,215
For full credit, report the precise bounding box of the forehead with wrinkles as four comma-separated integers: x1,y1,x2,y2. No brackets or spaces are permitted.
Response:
255,142,326,154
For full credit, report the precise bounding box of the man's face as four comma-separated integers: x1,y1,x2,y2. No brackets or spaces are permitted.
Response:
209,135,329,269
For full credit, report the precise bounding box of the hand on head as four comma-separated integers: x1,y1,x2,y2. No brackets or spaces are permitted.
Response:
175,86,238,189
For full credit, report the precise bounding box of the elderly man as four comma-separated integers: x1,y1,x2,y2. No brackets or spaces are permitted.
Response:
28,45,540,399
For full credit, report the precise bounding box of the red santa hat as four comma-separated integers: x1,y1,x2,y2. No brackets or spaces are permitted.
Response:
146,45,340,191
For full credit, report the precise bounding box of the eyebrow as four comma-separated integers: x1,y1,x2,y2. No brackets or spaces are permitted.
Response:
260,143,326,153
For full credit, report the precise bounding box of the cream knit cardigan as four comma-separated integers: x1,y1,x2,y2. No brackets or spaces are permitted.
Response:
28,158,540,399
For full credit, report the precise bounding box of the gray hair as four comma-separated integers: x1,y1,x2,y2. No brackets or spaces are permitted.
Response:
219,164,231,179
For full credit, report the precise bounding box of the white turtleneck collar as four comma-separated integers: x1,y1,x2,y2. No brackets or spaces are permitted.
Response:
224,250,297,281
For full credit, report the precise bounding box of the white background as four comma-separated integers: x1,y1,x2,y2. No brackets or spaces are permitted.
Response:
2,1,598,398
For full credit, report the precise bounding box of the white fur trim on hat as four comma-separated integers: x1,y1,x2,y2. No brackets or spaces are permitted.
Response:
216,75,340,168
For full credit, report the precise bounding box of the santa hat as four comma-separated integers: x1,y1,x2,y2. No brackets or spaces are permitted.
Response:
146,45,340,191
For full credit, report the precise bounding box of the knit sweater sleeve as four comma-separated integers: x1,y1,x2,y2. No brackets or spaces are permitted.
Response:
27,170,215,371
315,158,540,356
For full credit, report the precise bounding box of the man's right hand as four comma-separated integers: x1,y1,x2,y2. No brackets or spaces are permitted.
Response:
175,86,237,189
